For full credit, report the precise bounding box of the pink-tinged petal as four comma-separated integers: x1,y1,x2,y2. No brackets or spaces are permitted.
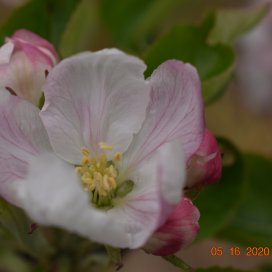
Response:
118,139,185,247
123,60,204,170
186,129,222,189
0,30,59,105
17,140,184,249
9,29,58,65
144,197,200,256
0,42,14,65
0,89,51,206
40,49,150,164
9,40,55,67
0,51,50,105
17,151,164,249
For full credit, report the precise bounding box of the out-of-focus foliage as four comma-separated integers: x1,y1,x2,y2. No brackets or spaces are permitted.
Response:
0,199,52,257
195,142,272,246
0,200,111,272
143,17,235,103
194,138,244,240
196,268,254,272
100,0,185,48
258,265,272,272
59,0,104,58
0,0,79,45
218,154,272,247
208,4,269,45
0,249,31,272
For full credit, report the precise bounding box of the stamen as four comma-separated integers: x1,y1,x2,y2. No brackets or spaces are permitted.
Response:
81,147,90,156
75,146,124,208
99,142,113,151
113,152,122,161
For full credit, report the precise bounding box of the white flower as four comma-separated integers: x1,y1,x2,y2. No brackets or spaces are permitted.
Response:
0,49,204,249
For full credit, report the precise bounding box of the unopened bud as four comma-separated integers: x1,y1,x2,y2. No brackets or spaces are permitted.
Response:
185,129,222,189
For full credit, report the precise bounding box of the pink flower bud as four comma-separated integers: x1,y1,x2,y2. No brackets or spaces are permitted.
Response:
0,29,58,105
185,129,222,189
144,197,200,256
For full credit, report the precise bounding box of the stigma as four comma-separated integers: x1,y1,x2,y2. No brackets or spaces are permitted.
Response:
75,143,123,208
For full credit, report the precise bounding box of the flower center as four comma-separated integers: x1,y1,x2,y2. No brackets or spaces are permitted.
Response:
75,142,132,209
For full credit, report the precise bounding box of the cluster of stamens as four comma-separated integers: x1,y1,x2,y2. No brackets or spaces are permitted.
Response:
75,143,122,207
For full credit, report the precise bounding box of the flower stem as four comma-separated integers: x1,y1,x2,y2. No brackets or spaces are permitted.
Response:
162,255,194,272
105,245,123,271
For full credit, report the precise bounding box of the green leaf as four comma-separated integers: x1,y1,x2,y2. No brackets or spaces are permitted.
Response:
194,138,244,240
0,199,53,258
47,0,79,46
101,0,186,48
59,0,105,57
208,4,269,45
218,154,272,247
202,62,234,104
143,18,235,103
258,265,272,272
0,0,50,42
196,267,254,272
0,0,79,46
0,250,31,272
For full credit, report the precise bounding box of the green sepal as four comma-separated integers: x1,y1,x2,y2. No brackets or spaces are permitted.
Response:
116,180,134,198
38,93,45,110
162,255,194,272
105,245,122,270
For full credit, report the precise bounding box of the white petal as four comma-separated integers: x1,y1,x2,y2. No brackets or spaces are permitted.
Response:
0,42,14,65
40,49,150,164
16,152,158,248
0,89,50,205
124,60,204,169
116,140,185,247
17,140,184,249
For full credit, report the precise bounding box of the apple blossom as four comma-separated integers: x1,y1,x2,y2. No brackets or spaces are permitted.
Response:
0,29,58,105
0,49,204,249
144,197,200,256
186,129,222,189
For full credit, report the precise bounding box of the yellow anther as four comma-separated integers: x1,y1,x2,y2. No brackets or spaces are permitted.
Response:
102,175,110,191
81,156,91,165
75,166,82,174
83,177,92,185
95,162,99,169
100,154,107,165
82,172,90,180
107,165,117,178
113,152,122,161
81,147,90,156
94,172,102,182
99,142,113,151
108,177,117,189
90,157,97,164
